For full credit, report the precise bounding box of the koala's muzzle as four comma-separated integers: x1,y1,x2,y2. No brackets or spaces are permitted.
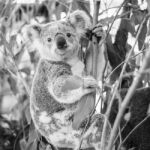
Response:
56,35,67,50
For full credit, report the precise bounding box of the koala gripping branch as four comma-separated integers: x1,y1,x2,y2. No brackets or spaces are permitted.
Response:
77,1,101,150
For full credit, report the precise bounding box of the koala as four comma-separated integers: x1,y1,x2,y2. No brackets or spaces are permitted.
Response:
24,10,111,150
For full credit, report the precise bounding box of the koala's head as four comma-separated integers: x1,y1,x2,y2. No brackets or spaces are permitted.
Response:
23,10,91,61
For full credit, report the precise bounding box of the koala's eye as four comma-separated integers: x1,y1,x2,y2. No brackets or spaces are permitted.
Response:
47,37,52,42
66,33,71,37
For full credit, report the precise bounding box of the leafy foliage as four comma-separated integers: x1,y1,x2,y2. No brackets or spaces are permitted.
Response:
0,0,150,150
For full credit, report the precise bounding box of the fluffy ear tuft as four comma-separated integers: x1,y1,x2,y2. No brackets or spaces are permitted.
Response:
68,10,91,36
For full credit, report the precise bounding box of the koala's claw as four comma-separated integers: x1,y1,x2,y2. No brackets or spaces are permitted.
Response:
92,23,106,39
93,23,103,32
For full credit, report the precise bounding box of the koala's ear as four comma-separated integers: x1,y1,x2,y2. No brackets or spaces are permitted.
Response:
68,10,91,36
22,24,42,42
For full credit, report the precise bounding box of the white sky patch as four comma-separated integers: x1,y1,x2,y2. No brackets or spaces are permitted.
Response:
138,0,148,10
14,0,35,3
99,0,124,39
100,0,124,18
61,12,67,19
14,0,45,3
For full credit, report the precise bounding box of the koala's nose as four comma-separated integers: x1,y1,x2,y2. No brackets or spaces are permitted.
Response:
56,36,67,50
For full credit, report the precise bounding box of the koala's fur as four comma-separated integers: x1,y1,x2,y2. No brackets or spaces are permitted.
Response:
24,10,111,150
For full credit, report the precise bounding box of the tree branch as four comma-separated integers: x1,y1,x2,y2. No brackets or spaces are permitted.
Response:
100,2,126,149
76,0,100,149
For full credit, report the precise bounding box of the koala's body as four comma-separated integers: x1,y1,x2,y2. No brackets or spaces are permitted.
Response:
25,10,111,150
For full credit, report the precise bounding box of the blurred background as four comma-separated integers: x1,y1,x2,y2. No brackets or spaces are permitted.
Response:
0,0,149,150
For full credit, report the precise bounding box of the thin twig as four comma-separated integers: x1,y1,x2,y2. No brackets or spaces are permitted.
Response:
99,6,121,16
105,1,125,38
100,2,126,149
105,47,146,82
113,121,128,145
67,0,73,15
122,68,150,78
107,14,150,150
99,1,143,16
118,115,150,150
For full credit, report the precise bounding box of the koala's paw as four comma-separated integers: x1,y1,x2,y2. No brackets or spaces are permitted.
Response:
93,23,106,41
86,23,105,42
81,76,98,95
83,76,98,88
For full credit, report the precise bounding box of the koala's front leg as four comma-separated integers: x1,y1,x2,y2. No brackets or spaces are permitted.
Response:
49,75,98,104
